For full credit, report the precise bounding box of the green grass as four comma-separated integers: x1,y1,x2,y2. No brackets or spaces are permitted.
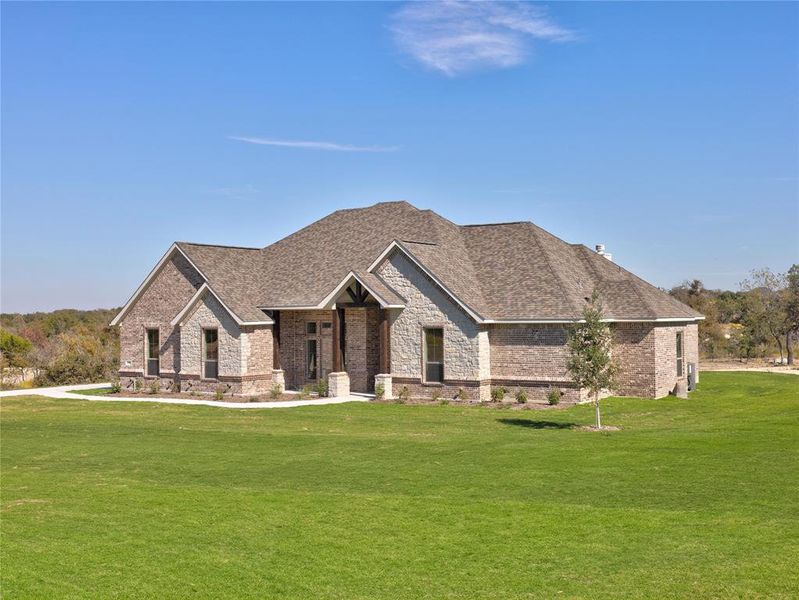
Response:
66,387,113,396
2,372,797,599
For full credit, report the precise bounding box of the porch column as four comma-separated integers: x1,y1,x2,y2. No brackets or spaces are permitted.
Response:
272,311,281,369
375,309,393,399
271,310,285,392
332,307,342,372
378,308,390,374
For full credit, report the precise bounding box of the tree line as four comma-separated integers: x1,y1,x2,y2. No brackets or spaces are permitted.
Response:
669,265,799,364
0,308,119,388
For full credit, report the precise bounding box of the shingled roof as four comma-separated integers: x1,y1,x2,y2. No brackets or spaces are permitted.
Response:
169,201,702,323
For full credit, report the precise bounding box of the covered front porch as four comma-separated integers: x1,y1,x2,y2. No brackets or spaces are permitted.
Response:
265,273,400,395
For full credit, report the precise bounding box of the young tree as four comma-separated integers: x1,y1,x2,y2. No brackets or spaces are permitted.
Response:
567,291,618,429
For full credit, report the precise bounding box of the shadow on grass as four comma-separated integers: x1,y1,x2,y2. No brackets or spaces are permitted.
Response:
497,418,577,430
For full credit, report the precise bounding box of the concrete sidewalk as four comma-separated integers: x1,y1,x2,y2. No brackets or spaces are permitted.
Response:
0,383,372,409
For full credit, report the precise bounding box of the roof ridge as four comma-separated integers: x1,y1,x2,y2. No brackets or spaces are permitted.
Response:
177,241,262,251
460,221,529,228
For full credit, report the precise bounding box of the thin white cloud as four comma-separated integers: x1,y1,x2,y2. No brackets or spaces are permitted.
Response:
228,136,398,153
390,0,574,76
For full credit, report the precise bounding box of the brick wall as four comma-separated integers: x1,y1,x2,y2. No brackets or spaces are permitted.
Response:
118,252,203,388
279,310,334,390
612,322,657,398
488,324,570,382
344,307,380,393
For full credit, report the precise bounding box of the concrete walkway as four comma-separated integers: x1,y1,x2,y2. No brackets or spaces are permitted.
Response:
0,383,372,409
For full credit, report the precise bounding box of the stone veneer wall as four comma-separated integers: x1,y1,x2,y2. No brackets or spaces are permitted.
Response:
377,251,484,400
118,252,203,390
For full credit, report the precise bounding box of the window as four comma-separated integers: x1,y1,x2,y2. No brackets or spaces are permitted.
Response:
322,322,332,331
676,331,684,377
306,321,317,335
306,339,317,380
203,329,219,379
424,328,444,383
146,329,159,376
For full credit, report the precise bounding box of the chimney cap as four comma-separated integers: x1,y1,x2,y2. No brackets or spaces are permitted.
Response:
595,244,605,253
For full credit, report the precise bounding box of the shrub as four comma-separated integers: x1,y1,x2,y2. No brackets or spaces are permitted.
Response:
214,387,224,401
431,389,442,402
457,387,467,401
397,385,410,404
375,382,385,400
315,378,328,398
491,386,506,402
515,389,528,404
148,380,160,395
110,380,121,394
269,384,282,399
298,384,314,400
439,398,449,406
547,387,562,406
133,378,142,392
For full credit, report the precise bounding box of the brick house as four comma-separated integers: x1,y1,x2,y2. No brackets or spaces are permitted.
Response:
111,201,702,403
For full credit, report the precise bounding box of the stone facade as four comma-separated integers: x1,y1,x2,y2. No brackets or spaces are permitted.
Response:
377,251,484,400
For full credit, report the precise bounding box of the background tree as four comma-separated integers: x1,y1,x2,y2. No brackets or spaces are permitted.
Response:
0,329,33,386
784,264,799,365
567,291,618,429
740,268,789,363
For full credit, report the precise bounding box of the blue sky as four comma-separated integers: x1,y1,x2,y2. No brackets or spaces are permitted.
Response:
2,1,797,313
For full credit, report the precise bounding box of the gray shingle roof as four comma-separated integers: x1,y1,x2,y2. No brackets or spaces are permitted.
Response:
175,201,702,323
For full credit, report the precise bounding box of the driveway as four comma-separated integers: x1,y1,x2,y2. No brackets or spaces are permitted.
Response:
0,383,372,409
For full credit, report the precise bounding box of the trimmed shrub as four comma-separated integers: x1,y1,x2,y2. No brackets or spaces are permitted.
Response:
214,387,224,401
547,387,562,406
375,382,385,400
491,386,506,402
269,384,282,399
316,378,328,398
110,380,121,394
397,385,410,404
431,389,442,402
457,387,467,401
515,389,528,404
148,380,160,395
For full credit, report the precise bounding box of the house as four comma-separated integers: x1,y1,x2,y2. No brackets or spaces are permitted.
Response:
110,201,702,403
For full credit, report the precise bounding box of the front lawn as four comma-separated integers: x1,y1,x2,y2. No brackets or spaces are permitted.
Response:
1,372,797,599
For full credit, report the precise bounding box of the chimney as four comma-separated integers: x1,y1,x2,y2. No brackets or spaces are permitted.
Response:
595,244,613,262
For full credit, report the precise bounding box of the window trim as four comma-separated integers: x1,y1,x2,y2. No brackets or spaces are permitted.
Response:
422,327,444,384
202,328,219,380
676,331,684,378
145,328,160,378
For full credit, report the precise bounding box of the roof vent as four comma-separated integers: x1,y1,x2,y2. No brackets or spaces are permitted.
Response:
595,244,613,262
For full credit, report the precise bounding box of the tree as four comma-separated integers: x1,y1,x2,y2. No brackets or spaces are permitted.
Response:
566,291,618,429
785,264,799,365
0,329,33,385
740,269,789,363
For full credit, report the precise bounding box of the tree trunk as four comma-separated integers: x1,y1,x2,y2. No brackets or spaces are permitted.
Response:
775,335,784,364
594,391,601,430
787,331,794,366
